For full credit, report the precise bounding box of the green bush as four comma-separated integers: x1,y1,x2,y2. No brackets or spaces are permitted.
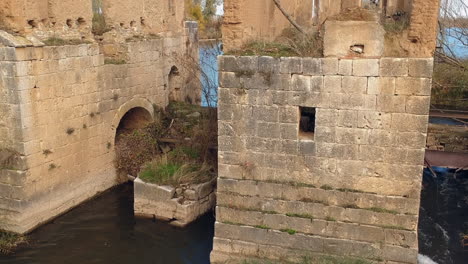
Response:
139,155,213,186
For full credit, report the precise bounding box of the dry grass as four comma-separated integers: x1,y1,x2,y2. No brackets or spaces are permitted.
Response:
228,28,323,58
115,102,217,181
0,230,26,255
104,58,126,65
330,8,376,22
432,60,468,110
139,155,214,186
43,37,91,46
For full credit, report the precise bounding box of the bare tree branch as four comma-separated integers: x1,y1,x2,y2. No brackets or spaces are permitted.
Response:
272,0,306,35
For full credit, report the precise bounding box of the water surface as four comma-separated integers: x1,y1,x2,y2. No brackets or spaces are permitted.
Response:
419,168,468,264
0,184,215,264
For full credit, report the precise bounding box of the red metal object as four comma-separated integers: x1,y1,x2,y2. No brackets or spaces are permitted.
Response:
425,150,468,169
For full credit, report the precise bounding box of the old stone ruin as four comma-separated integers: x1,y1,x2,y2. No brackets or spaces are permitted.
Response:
0,0,448,263
211,0,441,263
0,0,201,234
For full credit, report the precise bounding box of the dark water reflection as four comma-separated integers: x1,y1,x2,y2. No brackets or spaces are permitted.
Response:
0,183,215,264
419,167,468,264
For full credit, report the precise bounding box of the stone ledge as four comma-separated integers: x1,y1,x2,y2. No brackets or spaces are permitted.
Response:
218,56,434,78
217,193,418,230
134,177,216,227
217,178,420,215
214,222,418,263
216,206,417,248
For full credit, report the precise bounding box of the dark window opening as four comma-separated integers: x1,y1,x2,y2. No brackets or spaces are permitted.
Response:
299,107,316,140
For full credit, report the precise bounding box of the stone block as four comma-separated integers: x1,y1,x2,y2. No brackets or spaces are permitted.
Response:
324,21,384,58
310,76,324,93
322,58,339,74
336,110,358,128
0,47,17,61
314,126,336,143
383,245,418,263
338,94,365,110
280,123,299,140
368,130,393,146
291,75,310,91
367,77,395,95
380,58,408,77
341,76,367,94
406,96,430,115
357,111,392,129
258,56,280,73
336,127,369,144
270,74,292,91
302,58,322,75
219,56,239,72
376,94,406,113
299,140,316,155
338,59,353,75
352,59,379,77
134,178,175,200
408,58,434,78
238,56,259,72
257,122,280,138
279,106,299,123
280,57,302,74
254,106,279,122
220,72,240,88
316,109,337,127
323,76,342,93
391,113,429,132
395,77,432,96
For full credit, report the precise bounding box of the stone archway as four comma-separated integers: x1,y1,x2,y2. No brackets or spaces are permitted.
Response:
111,98,155,139
116,107,153,136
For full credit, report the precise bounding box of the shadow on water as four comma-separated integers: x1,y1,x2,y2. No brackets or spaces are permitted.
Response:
0,183,215,264
419,167,468,264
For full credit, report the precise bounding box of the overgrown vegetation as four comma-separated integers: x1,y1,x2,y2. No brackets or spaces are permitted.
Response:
0,230,26,255
105,58,126,65
92,0,110,35
383,14,409,34
115,102,217,186
432,60,468,110
227,28,323,58
43,37,90,46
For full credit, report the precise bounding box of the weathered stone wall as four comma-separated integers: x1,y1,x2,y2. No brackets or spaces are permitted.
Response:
211,56,433,263
0,0,187,40
102,0,186,35
0,29,198,233
223,0,441,57
407,0,441,57
134,177,216,226
223,0,313,51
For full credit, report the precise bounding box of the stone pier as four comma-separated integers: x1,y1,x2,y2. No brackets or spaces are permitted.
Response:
211,56,433,263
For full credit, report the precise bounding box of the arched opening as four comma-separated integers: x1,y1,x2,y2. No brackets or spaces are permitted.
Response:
116,107,153,139
168,66,182,102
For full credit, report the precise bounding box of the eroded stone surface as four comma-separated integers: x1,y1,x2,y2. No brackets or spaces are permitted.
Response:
134,178,216,226
212,56,433,264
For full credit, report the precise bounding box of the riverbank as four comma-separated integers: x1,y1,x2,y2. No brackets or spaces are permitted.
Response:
0,230,25,255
